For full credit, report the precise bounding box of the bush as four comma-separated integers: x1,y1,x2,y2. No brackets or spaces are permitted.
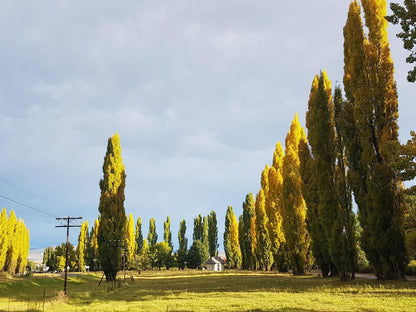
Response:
405,260,416,276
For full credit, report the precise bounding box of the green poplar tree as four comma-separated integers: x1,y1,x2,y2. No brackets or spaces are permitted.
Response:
177,219,188,269
208,211,218,257
147,218,158,248
164,216,173,248
343,0,406,280
255,189,273,271
97,133,127,281
135,217,144,254
239,193,255,270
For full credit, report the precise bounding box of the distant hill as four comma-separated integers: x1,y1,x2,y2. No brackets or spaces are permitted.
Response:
28,248,45,264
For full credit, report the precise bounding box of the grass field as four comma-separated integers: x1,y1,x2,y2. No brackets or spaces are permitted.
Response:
0,270,415,311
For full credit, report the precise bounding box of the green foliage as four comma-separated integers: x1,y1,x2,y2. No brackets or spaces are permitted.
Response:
207,211,218,257
125,214,136,262
150,242,174,270
386,0,416,82
239,193,255,270
404,194,416,260
343,0,406,280
135,217,144,254
164,216,173,248
255,189,273,271
97,133,127,281
147,218,158,248
177,219,188,269
187,240,207,269
193,214,203,242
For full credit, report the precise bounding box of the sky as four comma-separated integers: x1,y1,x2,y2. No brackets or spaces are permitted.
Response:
0,1,413,251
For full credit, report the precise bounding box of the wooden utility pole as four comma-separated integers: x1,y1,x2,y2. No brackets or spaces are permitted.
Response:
55,216,82,295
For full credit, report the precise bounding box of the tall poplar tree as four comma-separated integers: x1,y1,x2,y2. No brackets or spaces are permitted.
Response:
193,214,203,242
282,114,310,275
177,219,188,269
97,133,127,281
343,0,406,280
4,210,18,274
224,206,233,266
229,210,242,268
77,221,89,272
0,208,8,270
135,217,144,254
147,218,158,248
269,142,286,270
164,216,173,248
240,193,255,270
208,211,218,257
125,213,136,262
302,71,357,280
255,188,273,270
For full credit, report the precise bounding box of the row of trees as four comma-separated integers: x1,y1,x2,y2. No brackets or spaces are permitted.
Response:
223,0,416,281
0,208,30,275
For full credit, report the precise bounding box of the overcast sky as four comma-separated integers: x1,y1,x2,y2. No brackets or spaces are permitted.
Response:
0,1,413,251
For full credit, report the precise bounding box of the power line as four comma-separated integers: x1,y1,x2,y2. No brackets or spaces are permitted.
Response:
0,193,57,218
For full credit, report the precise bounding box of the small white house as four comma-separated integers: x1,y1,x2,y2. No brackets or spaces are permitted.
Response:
206,256,224,272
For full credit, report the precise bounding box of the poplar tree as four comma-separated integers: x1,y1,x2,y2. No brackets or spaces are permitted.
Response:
343,0,406,280
177,219,188,269
164,216,173,248
77,221,89,272
193,214,203,242
282,114,309,275
126,213,136,262
0,208,8,270
208,211,218,257
5,210,18,274
97,133,127,281
255,188,273,270
224,206,241,268
224,206,233,266
333,87,357,280
135,217,144,254
202,216,209,260
240,193,255,270
229,210,242,268
88,219,99,270
269,142,286,270
147,218,158,248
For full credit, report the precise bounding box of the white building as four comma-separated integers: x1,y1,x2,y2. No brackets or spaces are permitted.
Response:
206,256,224,271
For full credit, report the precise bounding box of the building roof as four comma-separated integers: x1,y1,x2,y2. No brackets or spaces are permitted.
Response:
206,257,222,265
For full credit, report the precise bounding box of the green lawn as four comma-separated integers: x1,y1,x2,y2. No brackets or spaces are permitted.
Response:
0,270,415,311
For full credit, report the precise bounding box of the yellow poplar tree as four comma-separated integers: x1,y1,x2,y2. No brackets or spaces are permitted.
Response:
230,212,242,269
77,221,89,272
0,208,8,270
282,114,310,275
125,213,136,262
268,142,286,270
5,210,18,274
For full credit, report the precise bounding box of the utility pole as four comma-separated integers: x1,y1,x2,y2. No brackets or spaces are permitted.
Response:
55,216,82,295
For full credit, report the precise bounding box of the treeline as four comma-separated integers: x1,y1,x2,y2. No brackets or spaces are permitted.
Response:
224,0,416,281
44,212,219,273
0,208,30,275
